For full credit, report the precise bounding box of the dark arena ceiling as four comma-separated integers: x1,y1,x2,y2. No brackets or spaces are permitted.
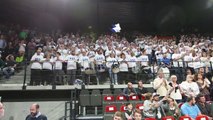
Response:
0,0,213,33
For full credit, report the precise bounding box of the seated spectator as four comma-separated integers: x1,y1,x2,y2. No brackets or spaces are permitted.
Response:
123,82,137,99
163,97,180,119
0,55,5,77
133,109,142,120
143,93,157,118
124,103,134,120
181,96,202,120
136,80,148,100
196,94,212,118
15,51,25,72
3,54,16,79
113,111,124,120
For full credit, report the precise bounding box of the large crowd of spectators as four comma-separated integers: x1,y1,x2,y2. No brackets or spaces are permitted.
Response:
1,23,213,86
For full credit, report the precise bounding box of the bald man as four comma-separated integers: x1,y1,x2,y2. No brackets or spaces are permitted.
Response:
0,102,4,119
25,103,47,120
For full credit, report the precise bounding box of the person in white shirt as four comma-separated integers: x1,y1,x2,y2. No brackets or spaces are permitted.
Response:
168,75,183,103
30,49,44,85
41,53,54,85
65,51,79,85
153,69,169,97
180,75,200,102
106,52,119,85
79,51,92,84
53,52,65,85
137,50,149,67
94,49,106,84
118,53,129,84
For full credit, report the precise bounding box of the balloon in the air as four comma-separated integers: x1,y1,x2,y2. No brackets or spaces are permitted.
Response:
111,23,121,33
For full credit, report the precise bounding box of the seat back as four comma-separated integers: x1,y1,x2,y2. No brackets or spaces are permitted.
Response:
116,95,127,102
105,105,117,113
129,95,139,101
90,89,102,106
79,89,90,106
103,95,115,102
196,115,209,120
120,104,127,112
162,116,175,120
144,117,157,120
179,116,192,120
135,103,144,111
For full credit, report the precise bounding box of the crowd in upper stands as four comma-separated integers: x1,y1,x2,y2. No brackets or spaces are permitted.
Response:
1,23,213,85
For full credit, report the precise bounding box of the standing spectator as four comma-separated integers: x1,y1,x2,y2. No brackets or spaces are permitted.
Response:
3,54,16,79
25,103,47,120
153,70,169,97
168,75,183,103
196,94,212,118
194,73,210,101
180,75,200,98
119,53,129,84
123,82,137,99
181,96,202,119
0,102,4,119
106,52,118,85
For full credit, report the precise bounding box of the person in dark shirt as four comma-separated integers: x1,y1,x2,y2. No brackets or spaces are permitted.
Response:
2,54,16,79
136,80,148,100
196,94,212,118
123,82,137,99
25,103,47,120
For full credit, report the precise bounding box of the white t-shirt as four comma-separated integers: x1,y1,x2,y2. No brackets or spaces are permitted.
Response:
128,56,137,68
79,55,90,71
118,58,128,72
145,45,152,54
42,61,53,70
184,55,193,67
172,53,183,67
106,57,118,68
94,54,105,65
54,61,63,70
30,54,44,69
180,81,200,97
65,55,78,70
137,55,149,66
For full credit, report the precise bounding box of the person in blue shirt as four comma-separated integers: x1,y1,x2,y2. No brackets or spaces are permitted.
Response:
181,96,202,120
160,53,171,67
